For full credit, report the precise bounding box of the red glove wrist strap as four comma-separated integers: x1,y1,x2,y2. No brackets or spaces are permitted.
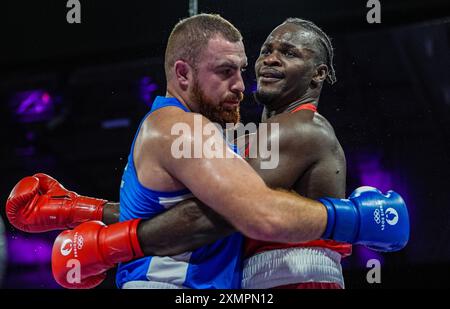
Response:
129,219,144,258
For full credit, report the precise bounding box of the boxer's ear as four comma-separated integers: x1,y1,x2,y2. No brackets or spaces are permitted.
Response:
311,64,328,88
174,60,192,90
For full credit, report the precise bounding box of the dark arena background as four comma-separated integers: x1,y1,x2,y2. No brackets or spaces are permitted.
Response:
1,0,450,291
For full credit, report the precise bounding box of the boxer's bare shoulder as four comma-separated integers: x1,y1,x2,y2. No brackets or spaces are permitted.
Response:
134,107,235,191
260,111,336,156
286,111,346,198
133,107,198,191
252,110,346,197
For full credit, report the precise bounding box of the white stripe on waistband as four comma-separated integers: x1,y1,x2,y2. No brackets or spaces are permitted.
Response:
146,252,192,286
242,247,344,289
159,193,194,209
122,281,188,289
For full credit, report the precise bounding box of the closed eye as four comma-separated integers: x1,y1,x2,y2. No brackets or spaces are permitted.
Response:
222,69,232,76
216,66,237,77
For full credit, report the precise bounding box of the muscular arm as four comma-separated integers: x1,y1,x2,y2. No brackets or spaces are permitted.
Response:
102,113,337,255
245,113,320,189
101,198,235,256
102,203,120,225
137,199,234,256
161,114,326,243
246,112,346,199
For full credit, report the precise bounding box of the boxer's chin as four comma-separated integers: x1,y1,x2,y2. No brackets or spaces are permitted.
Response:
254,89,278,107
192,81,240,127
219,107,240,127
200,103,240,127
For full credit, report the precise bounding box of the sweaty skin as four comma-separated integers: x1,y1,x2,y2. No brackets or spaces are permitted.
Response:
101,23,346,256
101,106,345,256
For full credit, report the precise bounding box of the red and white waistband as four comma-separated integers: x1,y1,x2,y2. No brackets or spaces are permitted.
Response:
242,247,344,289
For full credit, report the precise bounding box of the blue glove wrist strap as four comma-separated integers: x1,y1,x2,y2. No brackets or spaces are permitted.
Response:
319,198,336,239
319,198,359,243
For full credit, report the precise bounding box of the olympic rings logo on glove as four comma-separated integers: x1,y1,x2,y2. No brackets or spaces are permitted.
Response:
373,209,381,224
77,235,84,250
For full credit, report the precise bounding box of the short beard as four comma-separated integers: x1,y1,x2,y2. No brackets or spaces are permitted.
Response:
191,78,241,127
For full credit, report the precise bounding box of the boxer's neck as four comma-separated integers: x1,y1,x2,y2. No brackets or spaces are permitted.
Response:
284,97,319,114
264,95,319,121
265,85,321,116
166,90,193,112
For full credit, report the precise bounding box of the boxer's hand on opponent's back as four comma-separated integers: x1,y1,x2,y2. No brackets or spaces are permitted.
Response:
6,174,107,232
52,219,143,289
320,186,410,252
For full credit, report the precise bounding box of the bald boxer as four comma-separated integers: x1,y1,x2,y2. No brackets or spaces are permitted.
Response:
6,15,409,289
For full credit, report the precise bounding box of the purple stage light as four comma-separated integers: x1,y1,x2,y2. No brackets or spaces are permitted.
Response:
140,76,158,106
353,152,410,203
354,245,384,268
7,233,53,265
351,151,412,268
356,154,392,192
10,90,55,123
41,92,51,104
5,232,59,288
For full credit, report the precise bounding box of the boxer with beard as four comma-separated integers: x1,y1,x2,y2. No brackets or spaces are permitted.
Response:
6,16,409,289
193,75,243,127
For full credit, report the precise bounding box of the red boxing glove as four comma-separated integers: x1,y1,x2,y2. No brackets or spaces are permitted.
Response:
6,173,107,232
52,219,144,289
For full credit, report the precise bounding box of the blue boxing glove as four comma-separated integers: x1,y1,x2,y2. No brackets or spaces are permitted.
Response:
320,186,410,252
